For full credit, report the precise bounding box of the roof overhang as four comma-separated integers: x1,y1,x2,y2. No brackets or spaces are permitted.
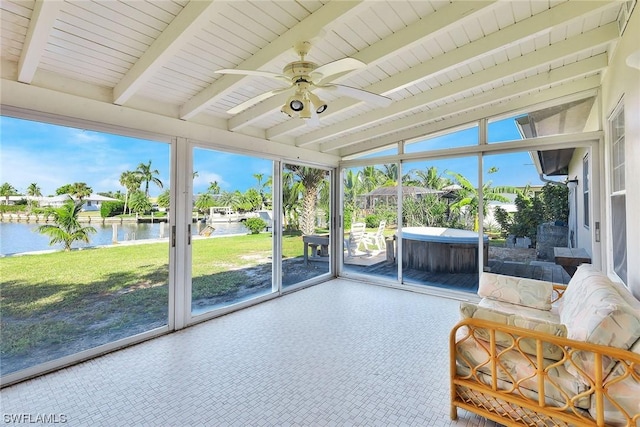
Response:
519,97,596,176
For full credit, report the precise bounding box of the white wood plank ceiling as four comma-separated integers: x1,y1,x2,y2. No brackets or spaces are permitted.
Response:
0,0,629,158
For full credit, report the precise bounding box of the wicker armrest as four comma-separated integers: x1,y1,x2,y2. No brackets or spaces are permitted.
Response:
450,317,640,426
551,284,567,304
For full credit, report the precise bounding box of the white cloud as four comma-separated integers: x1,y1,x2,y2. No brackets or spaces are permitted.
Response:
0,146,71,195
193,172,226,192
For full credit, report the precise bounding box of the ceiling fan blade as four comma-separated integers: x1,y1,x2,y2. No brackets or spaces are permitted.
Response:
227,87,291,115
310,58,366,83
215,69,291,84
317,84,392,107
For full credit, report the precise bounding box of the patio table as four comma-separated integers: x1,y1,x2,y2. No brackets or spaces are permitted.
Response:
303,234,329,265
554,247,591,277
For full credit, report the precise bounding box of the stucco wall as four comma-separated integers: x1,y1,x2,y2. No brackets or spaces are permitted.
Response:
600,6,640,298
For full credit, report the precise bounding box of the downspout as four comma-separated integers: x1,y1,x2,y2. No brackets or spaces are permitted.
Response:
538,173,567,187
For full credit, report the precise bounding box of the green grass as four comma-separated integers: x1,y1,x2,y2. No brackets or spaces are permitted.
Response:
0,232,309,369
489,238,506,247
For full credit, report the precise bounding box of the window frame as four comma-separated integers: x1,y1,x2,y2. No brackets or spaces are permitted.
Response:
608,98,627,284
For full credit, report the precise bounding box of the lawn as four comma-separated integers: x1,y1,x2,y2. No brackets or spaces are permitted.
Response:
0,232,312,375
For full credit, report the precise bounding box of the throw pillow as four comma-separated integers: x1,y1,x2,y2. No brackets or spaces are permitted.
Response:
479,273,553,310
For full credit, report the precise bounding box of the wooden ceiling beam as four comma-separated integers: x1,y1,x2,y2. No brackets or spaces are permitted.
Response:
113,1,216,105
267,0,615,141
179,1,366,121
337,75,602,158
229,0,497,132
301,23,616,149
18,0,63,84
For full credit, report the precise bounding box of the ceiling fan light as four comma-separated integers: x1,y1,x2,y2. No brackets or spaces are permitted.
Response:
308,92,327,114
289,98,304,112
281,103,295,117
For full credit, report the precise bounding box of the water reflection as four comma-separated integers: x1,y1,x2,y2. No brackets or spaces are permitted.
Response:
0,221,248,255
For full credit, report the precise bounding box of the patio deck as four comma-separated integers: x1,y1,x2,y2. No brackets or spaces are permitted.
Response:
344,255,571,294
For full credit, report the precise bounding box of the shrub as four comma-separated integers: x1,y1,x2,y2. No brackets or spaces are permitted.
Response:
343,204,354,230
493,206,512,237
0,205,23,214
244,217,267,234
541,183,569,223
100,201,125,218
365,214,380,228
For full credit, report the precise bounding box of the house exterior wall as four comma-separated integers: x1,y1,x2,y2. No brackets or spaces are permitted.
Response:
568,147,591,254
600,6,640,298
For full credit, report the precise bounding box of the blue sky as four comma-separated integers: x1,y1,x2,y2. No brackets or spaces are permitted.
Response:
0,115,551,197
0,116,270,197
1,116,170,197
363,118,549,188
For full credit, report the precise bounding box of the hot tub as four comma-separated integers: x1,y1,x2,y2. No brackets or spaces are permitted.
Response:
401,227,488,273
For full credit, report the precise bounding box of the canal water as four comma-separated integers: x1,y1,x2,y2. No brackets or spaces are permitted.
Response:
0,221,248,256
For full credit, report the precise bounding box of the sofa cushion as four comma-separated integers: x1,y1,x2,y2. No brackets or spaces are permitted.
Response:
479,298,561,324
460,302,567,361
560,265,640,379
572,265,640,311
478,273,553,310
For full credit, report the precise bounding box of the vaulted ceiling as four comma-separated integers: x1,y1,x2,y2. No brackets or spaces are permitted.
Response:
0,1,630,159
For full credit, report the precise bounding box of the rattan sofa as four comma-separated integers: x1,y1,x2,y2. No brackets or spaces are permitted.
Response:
450,265,640,426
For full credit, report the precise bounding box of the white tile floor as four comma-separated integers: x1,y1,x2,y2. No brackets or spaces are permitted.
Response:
1,279,497,426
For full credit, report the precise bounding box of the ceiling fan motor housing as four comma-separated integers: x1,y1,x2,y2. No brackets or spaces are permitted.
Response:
282,61,318,79
217,40,390,117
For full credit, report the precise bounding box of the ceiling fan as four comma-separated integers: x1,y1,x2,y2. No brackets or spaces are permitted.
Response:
215,41,392,121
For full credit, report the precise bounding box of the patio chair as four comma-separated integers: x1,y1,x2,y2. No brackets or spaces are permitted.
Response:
345,222,366,256
363,220,386,252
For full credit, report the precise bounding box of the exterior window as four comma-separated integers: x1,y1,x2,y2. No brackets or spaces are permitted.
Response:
0,116,170,379
583,154,589,228
610,101,627,284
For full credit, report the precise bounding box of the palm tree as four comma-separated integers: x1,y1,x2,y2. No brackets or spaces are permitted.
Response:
120,171,141,214
55,184,73,195
379,163,399,186
69,182,92,201
0,182,17,205
217,190,242,209
157,189,170,210
128,190,152,214
410,166,449,190
447,171,516,231
207,181,221,195
135,160,163,197
343,169,363,207
26,182,42,212
36,198,96,251
282,170,304,231
253,173,269,209
360,166,382,192
285,165,327,235
195,193,214,213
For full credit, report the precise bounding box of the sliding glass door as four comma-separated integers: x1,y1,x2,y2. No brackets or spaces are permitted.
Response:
190,147,275,317
400,156,480,292
281,164,332,288
341,163,398,283
0,116,170,378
